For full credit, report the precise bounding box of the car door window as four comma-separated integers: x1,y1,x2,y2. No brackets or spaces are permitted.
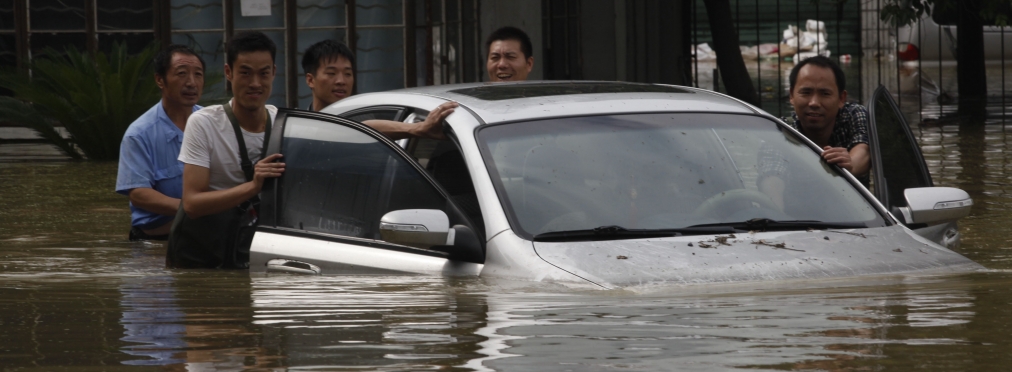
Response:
270,114,473,250
868,86,933,211
342,108,402,122
404,134,484,241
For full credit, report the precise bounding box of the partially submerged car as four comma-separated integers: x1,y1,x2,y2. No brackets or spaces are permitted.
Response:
249,81,981,288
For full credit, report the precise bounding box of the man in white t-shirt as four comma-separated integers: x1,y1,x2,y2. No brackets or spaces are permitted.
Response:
177,31,282,221
169,31,281,268
169,31,456,268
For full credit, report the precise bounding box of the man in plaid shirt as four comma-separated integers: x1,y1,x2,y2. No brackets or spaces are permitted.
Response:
758,56,870,211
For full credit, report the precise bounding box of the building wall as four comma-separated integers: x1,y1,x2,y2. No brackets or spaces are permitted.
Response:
1,0,694,101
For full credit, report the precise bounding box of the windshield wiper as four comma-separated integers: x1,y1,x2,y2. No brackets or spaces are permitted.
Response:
687,218,867,232
533,225,737,242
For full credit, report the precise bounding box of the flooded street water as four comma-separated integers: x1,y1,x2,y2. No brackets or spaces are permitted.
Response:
4,70,1012,370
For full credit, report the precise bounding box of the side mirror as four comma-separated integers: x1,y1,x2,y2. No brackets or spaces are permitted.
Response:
438,225,484,264
379,209,452,248
378,209,485,264
895,187,973,226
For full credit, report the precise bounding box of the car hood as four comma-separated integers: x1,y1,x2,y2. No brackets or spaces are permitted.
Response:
532,226,982,288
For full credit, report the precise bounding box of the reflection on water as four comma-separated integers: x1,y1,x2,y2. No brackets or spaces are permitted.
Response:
7,258,1012,370
250,276,488,369
3,72,1012,368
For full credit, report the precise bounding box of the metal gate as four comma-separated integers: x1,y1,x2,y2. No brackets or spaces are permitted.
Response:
688,0,1011,125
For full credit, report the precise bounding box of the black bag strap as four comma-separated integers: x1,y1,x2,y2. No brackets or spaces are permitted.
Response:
223,101,272,183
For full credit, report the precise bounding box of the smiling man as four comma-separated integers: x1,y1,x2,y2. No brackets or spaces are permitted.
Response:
486,26,534,82
757,56,871,211
785,56,870,182
168,31,285,268
116,45,205,241
300,38,459,140
302,39,354,111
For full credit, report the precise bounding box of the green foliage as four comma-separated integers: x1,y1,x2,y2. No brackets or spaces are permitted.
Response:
0,43,162,161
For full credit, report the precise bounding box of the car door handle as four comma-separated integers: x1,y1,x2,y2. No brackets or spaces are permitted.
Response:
266,259,322,275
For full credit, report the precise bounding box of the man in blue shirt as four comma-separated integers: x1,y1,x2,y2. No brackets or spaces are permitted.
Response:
116,45,206,241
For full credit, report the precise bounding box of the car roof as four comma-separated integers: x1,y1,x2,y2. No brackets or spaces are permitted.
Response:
353,81,762,125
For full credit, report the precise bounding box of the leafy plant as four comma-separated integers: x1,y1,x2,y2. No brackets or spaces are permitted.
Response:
0,43,162,160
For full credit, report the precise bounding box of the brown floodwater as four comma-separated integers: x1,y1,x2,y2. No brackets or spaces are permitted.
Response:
3,74,1012,370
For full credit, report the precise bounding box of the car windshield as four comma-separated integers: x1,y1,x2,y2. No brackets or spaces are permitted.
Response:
476,113,888,240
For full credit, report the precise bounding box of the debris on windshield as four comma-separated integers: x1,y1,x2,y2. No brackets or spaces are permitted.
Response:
828,230,868,238
712,235,734,246
694,234,739,248
617,255,629,260
752,239,806,252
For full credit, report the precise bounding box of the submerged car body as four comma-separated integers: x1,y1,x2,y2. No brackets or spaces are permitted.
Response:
249,81,980,288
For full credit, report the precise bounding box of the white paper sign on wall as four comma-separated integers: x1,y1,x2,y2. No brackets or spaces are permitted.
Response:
241,0,271,17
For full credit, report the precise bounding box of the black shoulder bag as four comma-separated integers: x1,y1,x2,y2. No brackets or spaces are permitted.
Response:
166,103,272,269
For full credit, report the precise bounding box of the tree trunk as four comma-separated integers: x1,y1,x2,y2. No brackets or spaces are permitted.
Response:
956,0,988,118
702,0,759,106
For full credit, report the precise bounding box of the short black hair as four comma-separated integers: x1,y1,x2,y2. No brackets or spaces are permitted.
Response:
226,31,277,68
154,44,205,78
302,39,355,76
789,56,846,93
485,26,533,59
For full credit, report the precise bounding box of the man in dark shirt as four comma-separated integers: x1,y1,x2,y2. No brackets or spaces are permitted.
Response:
758,56,870,211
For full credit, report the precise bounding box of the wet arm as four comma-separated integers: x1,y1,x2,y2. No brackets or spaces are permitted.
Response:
362,119,432,140
128,188,180,216
362,102,457,140
848,143,870,177
181,154,285,218
181,164,260,218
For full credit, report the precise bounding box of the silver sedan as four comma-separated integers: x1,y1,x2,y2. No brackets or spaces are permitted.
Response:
249,81,980,289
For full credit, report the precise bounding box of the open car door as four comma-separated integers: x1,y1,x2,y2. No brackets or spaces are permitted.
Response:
248,109,484,275
867,85,962,249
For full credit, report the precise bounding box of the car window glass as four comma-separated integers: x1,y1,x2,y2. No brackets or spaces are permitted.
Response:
403,109,483,235
277,116,467,247
477,113,887,239
343,109,400,122
873,92,932,209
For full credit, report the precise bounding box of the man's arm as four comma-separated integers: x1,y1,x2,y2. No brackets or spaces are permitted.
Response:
362,102,458,140
821,143,870,177
848,143,870,176
181,153,285,218
128,188,180,216
116,132,182,216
